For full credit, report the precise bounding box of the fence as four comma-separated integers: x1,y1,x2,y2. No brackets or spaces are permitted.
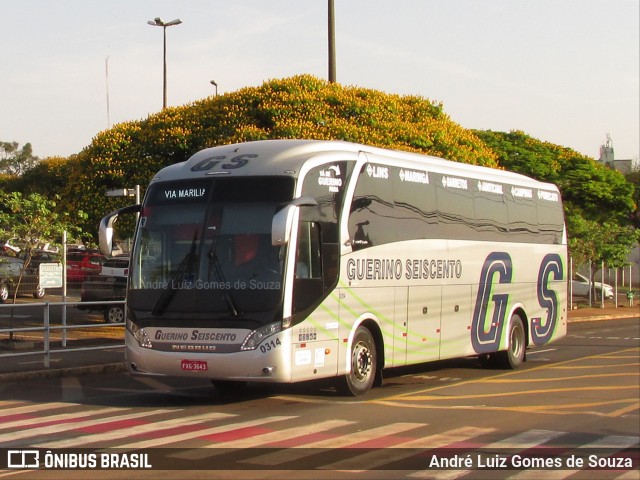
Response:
569,258,637,309
1,262,637,371
0,300,124,369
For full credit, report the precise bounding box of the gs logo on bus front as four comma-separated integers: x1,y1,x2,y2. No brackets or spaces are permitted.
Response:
190,153,257,172
471,252,564,353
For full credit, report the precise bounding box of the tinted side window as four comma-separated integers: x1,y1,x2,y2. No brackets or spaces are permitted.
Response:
393,167,440,241
474,180,508,241
346,160,563,246
300,161,352,244
295,221,322,280
435,174,476,240
537,189,564,244
348,164,396,250
507,187,539,241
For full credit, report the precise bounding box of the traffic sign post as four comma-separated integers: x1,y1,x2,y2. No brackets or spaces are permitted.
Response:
38,263,63,289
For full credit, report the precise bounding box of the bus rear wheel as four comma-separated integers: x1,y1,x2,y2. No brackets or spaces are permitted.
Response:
336,326,377,396
497,314,526,369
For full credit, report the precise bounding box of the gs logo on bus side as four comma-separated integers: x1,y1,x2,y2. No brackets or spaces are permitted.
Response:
471,252,564,353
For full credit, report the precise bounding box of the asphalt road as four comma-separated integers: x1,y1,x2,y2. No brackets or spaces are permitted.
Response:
0,317,638,479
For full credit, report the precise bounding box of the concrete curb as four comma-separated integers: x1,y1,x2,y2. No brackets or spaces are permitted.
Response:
569,315,636,323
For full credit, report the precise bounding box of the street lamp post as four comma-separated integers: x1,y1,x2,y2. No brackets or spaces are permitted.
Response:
210,80,218,96
147,17,182,109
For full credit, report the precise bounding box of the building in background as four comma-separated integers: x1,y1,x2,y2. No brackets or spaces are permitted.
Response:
598,134,634,174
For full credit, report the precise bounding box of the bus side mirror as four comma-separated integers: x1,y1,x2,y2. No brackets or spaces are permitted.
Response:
99,204,141,255
271,196,317,246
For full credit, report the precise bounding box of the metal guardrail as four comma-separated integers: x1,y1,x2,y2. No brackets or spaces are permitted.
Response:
0,300,124,368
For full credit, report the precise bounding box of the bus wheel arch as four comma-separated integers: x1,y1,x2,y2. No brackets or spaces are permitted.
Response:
513,307,529,349
336,319,383,396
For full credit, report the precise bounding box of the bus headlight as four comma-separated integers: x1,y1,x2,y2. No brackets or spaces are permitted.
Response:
241,321,282,351
127,319,153,349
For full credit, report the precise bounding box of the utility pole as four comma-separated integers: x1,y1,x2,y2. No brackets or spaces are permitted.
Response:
328,0,336,83
105,56,111,128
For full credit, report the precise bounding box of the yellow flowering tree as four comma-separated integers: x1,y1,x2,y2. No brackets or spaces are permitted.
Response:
62,75,498,235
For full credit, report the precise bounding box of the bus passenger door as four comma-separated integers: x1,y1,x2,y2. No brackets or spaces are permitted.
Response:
407,286,442,363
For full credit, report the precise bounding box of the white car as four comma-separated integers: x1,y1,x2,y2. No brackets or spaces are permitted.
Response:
100,257,129,278
571,272,614,299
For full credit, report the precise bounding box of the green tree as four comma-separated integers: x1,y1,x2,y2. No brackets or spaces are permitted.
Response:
0,141,40,175
473,130,635,224
12,155,79,199
626,166,639,233
0,191,86,303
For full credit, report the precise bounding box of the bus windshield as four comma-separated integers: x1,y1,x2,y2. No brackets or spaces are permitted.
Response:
129,177,295,318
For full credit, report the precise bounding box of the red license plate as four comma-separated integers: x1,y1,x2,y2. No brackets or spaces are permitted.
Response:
181,360,208,371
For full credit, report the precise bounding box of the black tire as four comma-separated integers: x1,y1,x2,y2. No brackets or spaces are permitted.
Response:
104,305,125,323
0,283,9,303
33,286,45,299
336,326,377,396
497,314,526,369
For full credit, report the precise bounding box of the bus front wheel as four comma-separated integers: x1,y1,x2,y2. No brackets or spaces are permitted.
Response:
497,314,526,369
336,326,377,396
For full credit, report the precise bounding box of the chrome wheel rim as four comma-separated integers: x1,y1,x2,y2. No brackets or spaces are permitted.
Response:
352,341,372,382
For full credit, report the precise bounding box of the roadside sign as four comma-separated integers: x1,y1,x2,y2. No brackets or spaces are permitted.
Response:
39,262,63,288
106,188,137,197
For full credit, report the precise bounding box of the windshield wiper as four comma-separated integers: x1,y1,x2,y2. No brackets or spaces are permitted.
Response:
152,231,198,316
207,226,241,318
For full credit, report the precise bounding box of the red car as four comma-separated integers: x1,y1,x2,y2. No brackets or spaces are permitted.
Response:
66,252,106,283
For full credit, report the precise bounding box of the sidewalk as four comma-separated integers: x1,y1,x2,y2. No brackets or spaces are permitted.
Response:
0,305,637,383
0,342,126,383
567,303,639,322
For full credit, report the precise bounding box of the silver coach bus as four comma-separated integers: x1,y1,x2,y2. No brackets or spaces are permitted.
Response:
100,140,567,396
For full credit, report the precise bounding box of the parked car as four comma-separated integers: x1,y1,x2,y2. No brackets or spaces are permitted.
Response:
0,238,21,254
0,252,56,303
571,272,614,299
66,251,106,283
78,257,129,323
99,256,129,278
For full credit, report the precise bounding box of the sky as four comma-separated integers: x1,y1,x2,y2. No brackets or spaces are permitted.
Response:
1,0,638,163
